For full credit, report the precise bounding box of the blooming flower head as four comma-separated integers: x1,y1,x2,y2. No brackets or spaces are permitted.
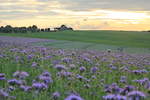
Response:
57,71,72,77
42,71,51,77
65,94,84,100
13,71,29,79
31,62,37,67
132,69,148,75
120,76,127,83
76,74,85,81
121,85,135,95
32,82,48,90
103,94,127,100
27,54,34,60
39,75,53,84
8,79,23,86
20,85,32,92
79,66,86,72
62,57,72,63
133,78,149,86
127,91,146,100
111,83,121,94
83,57,91,62
52,92,60,100
40,47,47,52
8,86,15,92
0,73,5,80
91,67,98,73
54,64,66,71
38,71,53,84
0,89,9,98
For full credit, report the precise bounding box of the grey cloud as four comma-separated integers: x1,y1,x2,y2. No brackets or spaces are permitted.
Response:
0,10,59,20
60,0,150,11
0,1,61,20
1,0,150,12
37,0,150,11
0,0,150,20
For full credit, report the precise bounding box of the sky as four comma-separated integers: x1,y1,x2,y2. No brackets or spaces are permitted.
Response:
1,0,150,30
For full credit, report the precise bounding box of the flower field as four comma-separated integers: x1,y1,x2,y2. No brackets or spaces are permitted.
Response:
0,43,150,100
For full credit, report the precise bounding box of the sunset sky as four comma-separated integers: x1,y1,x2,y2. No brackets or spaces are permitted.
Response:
1,0,150,30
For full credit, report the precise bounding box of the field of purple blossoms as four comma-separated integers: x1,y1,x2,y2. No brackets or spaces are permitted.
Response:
0,44,150,100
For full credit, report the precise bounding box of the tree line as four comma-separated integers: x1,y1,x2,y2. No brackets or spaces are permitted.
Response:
0,25,73,33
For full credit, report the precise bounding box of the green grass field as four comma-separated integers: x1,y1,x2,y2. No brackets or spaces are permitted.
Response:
0,46,150,100
0,30,150,48
1,31,150,99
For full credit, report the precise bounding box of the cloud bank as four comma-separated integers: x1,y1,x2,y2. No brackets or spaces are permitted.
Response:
0,0,150,30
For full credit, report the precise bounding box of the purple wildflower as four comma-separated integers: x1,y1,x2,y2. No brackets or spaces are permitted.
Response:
0,89,9,98
91,75,97,79
8,79,23,85
83,57,91,62
65,94,84,100
39,75,53,84
120,76,127,83
0,73,5,80
40,47,47,53
13,71,29,79
132,69,148,75
20,49,27,54
108,64,117,70
57,71,72,77
27,54,34,60
76,74,85,81
42,71,51,77
20,85,32,92
8,86,15,92
79,66,86,72
133,78,149,85
15,56,20,62
52,92,60,100
54,64,66,71
121,85,135,95
31,62,37,67
91,67,98,73
103,94,127,100
38,71,53,84
32,82,48,90
127,91,146,100
62,57,72,63
111,83,121,94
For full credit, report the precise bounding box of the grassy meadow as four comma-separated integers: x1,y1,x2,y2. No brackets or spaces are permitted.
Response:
0,30,150,100
0,46,150,100
0,30,150,48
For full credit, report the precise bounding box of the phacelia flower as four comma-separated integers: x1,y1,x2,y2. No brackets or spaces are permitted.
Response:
8,79,23,85
0,89,9,98
91,67,98,73
0,73,5,80
103,94,127,100
127,91,146,100
65,94,84,100
13,71,29,79
54,64,66,71
32,82,48,90
20,85,32,92
52,92,60,100
79,66,86,72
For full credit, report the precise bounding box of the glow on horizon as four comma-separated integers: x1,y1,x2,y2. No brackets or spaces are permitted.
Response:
0,0,150,31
